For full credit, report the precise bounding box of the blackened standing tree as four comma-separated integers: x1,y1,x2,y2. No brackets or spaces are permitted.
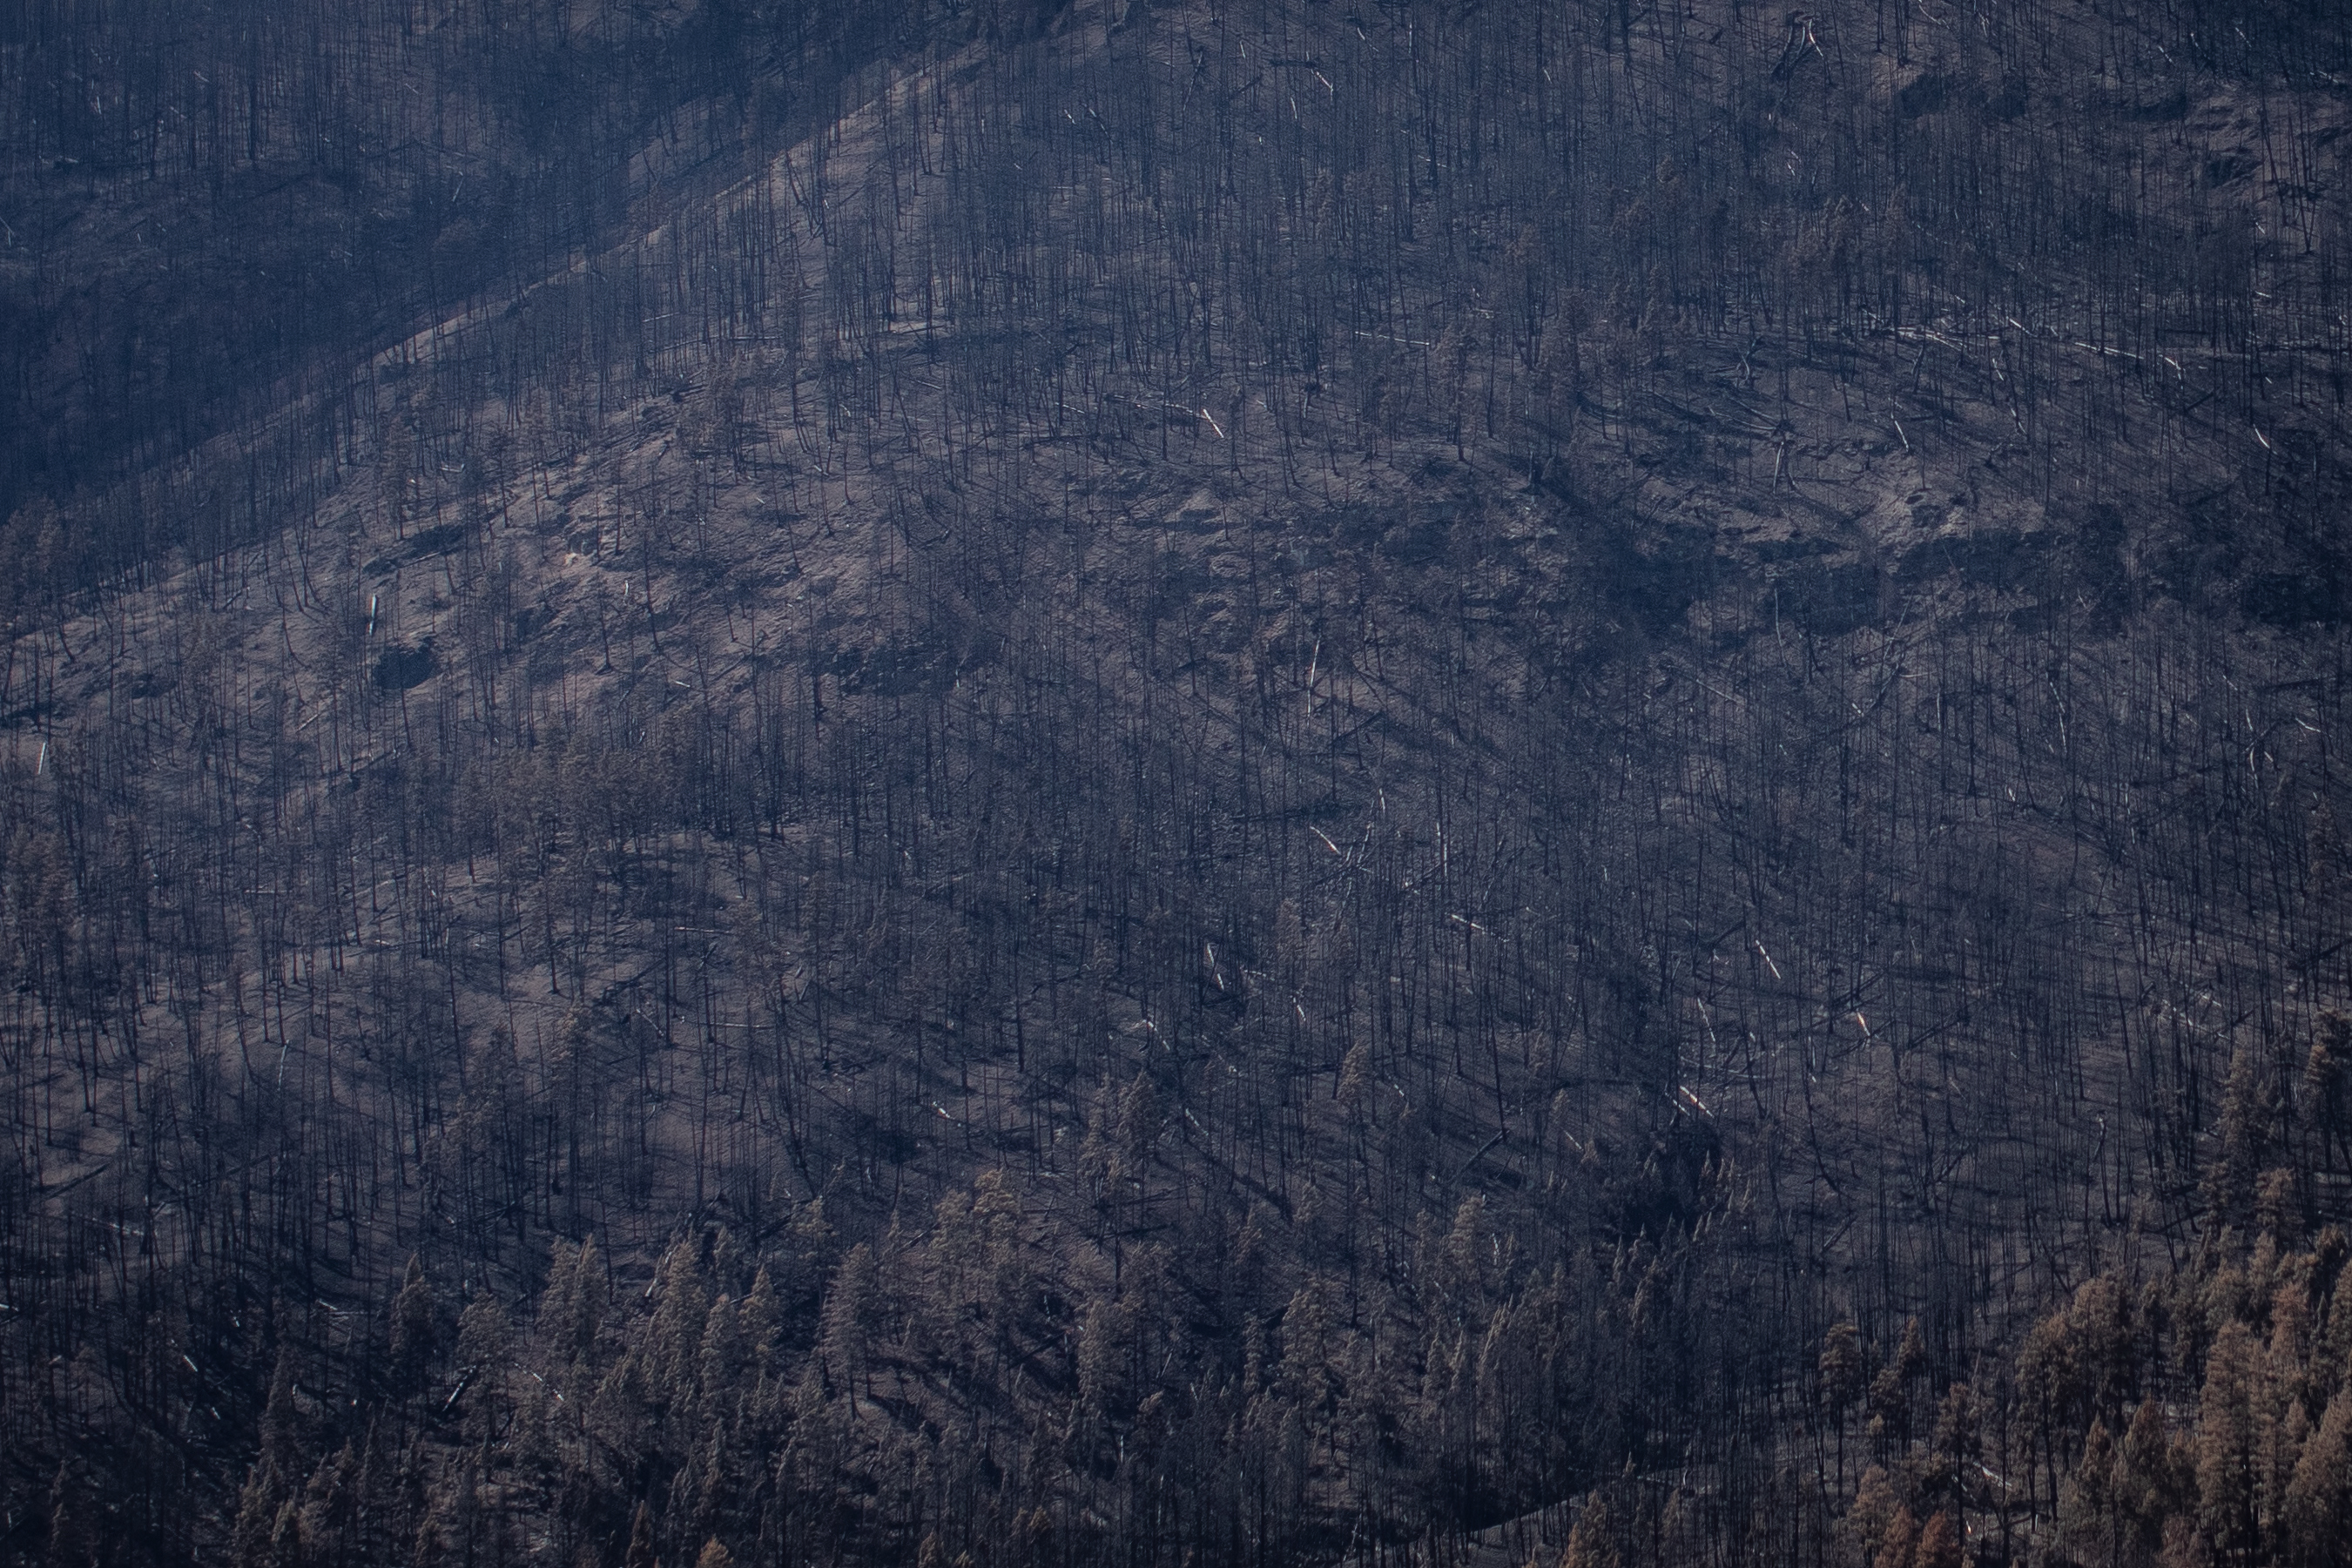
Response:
390,1255,439,1398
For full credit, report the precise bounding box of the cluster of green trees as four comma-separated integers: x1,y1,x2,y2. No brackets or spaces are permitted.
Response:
1835,1041,2352,1568
154,1115,2352,1568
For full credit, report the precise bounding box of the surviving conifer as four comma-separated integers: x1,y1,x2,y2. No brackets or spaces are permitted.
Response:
1562,1494,1618,1568
2195,1322,2263,1563
2281,1389,2352,1567
624,1501,658,1568
1913,1511,1962,1568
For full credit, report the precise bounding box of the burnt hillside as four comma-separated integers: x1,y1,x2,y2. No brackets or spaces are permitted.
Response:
6,3,2352,1567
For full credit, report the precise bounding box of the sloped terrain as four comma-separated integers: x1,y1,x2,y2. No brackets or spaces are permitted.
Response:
7,3,2352,1566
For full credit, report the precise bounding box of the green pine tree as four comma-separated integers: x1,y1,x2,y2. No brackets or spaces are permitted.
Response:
2195,1322,2263,1564
1871,1504,1917,1568
2060,1418,2119,1567
1914,1511,1962,1568
623,1501,658,1568
2281,1389,2352,1568
1562,1494,1619,1568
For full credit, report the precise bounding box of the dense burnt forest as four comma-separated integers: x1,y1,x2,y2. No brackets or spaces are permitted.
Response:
7,1,2352,1565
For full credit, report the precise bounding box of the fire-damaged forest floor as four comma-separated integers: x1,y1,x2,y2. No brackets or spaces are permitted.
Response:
6,3,2352,1566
